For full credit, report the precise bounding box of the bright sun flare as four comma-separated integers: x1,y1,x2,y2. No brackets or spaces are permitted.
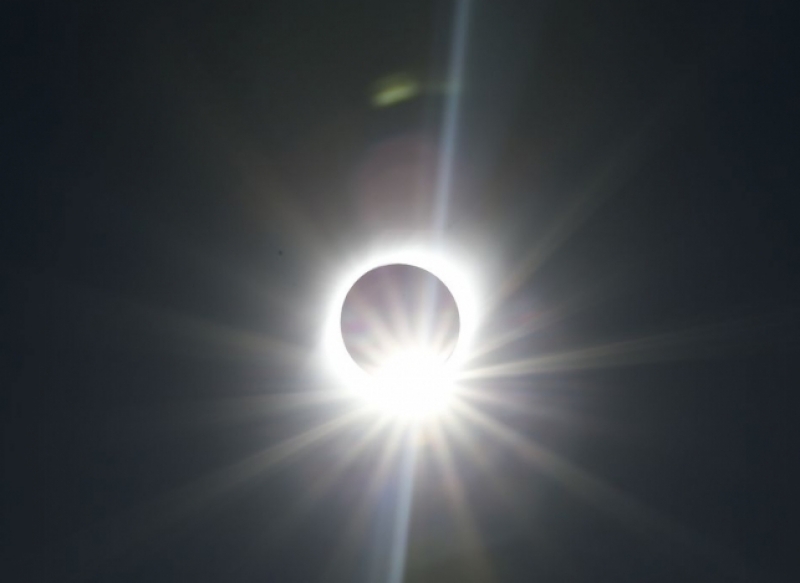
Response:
368,346,453,418
322,242,480,420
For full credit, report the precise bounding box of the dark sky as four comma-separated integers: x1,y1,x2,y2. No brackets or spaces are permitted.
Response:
3,1,798,581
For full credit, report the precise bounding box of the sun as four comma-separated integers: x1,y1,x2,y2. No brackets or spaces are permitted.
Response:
321,241,481,420
365,346,454,418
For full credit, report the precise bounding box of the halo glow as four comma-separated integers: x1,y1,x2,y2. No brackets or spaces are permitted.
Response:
322,242,480,420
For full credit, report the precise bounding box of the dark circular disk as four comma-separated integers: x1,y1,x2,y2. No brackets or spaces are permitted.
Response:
340,264,460,373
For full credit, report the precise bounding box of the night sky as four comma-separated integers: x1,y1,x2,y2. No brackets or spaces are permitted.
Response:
3,1,798,581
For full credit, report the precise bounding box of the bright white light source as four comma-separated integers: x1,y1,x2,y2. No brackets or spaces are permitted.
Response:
321,241,481,421
367,346,454,418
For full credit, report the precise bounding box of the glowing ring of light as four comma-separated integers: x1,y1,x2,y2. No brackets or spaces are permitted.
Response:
322,242,480,417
